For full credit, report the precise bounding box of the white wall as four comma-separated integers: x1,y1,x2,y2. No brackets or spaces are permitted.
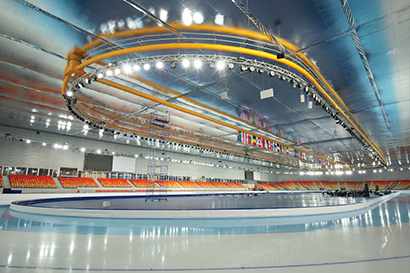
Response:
0,125,247,179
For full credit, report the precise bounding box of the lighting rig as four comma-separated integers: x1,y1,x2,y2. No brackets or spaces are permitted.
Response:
63,54,386,167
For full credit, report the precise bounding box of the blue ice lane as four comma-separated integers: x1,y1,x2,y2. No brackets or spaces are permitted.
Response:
1,194,409,235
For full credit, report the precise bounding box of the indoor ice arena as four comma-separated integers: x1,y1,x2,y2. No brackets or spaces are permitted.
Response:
0,0,409,272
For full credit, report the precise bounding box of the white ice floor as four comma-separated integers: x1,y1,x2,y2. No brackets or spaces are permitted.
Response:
0,192,409,273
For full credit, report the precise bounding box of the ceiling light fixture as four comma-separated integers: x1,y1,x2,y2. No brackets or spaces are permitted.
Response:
194,59,202,68
133,64,140,71
106,69,113,77
156,61,164,69
122,64,132,74
182,8,193,26
216,60,225,70
193,12,204,24
182,58,190,68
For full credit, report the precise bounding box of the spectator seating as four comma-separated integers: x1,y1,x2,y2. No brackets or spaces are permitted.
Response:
371,181,391,190
367,181,377,190
381,181,393,190
321,181,339,190
177,181,200,188
314,181,324,189
289,181,303,190
97,178,131,187
129,179,153,188
9,174,57,188
59,177,98,188
282,181,298,190
156,180,181,188
273,183,285,190
389,181,400,189
344,181,355,190
330,182,341,190
293,181,304,190
225,182,247,188
210,182,229,188
292,181,303,189
195,181,216,188
297,181,318,190
96,189,133,192
259,183,278,190
269,182,285,190
352,182,364,190
394,180,410,190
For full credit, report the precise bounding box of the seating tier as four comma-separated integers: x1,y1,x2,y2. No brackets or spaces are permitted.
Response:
9,174,57,188
59,177,98,188
97,178,131,187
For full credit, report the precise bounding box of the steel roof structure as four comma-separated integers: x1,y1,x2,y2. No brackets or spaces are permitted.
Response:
0,0,409,172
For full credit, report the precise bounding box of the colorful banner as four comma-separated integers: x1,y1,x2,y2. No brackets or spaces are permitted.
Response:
237,107,307,144
237,131,329,165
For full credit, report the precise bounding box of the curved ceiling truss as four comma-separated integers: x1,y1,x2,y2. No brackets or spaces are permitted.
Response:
62,25,386,169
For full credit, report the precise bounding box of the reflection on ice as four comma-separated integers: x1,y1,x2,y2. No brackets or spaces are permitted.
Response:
0,193,408,236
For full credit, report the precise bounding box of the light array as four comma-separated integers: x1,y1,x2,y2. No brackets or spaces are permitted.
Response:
63,54,386,168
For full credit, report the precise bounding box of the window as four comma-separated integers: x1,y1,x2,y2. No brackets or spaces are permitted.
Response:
27,168,38,175
38,168,48,176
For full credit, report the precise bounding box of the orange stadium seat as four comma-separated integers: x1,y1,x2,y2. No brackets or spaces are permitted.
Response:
130,179,153,188
282,181,298,190
395,180,410,190
59,177,98,188
9,174,57,188
320,181,339,190
389,181,400,189
314,181,324,189
353,182,364,190
195,181,216,188
98,178,131,187
156,180,181,188
177,181,200,188
225,182,246,188
271,182,286,190
297,181,318,190
344,181,355,190
210,182,229,188
96,189,132,192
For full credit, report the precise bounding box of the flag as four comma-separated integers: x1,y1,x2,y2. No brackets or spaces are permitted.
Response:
257,137,264,148
267,140,274,151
